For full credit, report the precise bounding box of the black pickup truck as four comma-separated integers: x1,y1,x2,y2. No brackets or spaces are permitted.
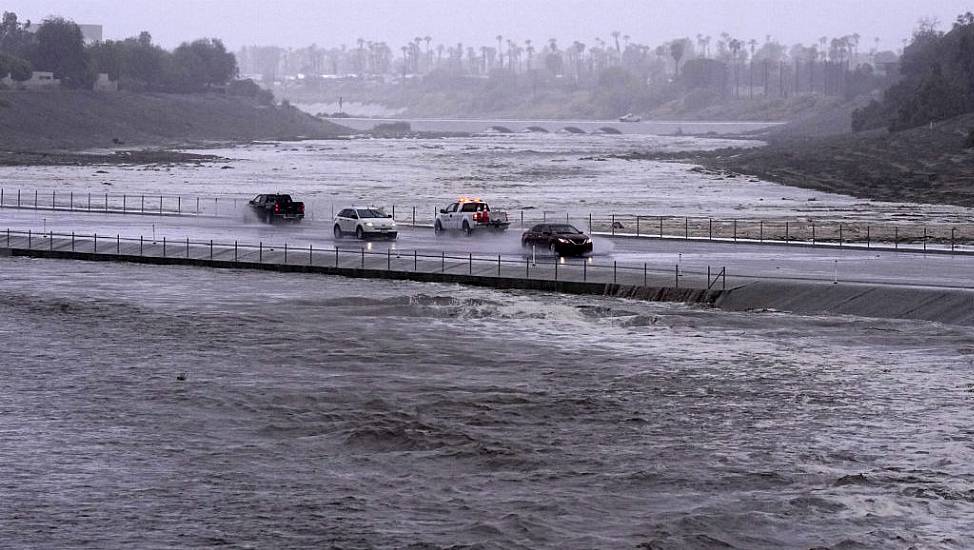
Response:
248,194,305,223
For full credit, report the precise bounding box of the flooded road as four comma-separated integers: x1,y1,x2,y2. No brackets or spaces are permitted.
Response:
2,257,973,548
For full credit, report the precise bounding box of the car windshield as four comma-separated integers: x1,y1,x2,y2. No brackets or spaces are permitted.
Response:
356,209,388,218
549,224,582,234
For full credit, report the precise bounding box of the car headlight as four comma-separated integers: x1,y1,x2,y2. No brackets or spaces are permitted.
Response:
557,237,570,244
365,222,374,227
390,221,397,227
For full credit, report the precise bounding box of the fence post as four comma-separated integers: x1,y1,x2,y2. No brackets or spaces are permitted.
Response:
211,240,214,260
335,247,339,268
215,197,219,216
139,235,142,256
497,254,501,277
141,195,144,213
159,195,163,214
122,194,126,212
0,188,3,208
309,244,313,265
178,196,181,214
387,248,391,270
583,260,587,282
18,189,21,207
49,231,53,251
441,252,445,273
285,242,288,264
360,247,364,269
414,250,418,271
260,242,263,264
759,220,764,242
894,226,898,249
525,257,529,278
709,218,712,241
197,197,200,216
34,190,37,209
951,227,956,253
72,192,76,210
643,263,647,286
392,204,396,220
866,226,870,248
28,229,31,249
186,237,189,258
234,241,238,263
161,236,164,257
52,190,55,209
104,193,108,212
684,217,688,240
117,234,120,254
923,226,927,253
733,219,737,242
94,233,98,253
785,222,789,244
839,223,843,247
469,253,472,275
613,261,617,283
675,264,679,289
611,214,615,235
659,216,663,238
554,257,558,280
72,232,75,251
412,206,416,226
636,216,640,237
588,212,592,232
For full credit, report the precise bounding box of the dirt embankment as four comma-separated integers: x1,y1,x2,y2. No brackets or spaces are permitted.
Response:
0,90,351,154
620,112,974,207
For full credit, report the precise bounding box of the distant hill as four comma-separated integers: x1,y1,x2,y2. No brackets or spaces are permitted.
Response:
0,91,351,151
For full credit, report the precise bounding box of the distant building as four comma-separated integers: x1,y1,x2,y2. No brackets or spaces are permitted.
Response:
1,71,61,90
94,73,117,92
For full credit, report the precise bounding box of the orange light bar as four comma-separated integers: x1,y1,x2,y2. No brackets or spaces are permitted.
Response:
457,196,484,203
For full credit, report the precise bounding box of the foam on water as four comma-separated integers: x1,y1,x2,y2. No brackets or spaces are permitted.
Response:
2,257,973,548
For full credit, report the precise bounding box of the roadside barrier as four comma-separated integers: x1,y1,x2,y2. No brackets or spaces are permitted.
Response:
1,228,726,293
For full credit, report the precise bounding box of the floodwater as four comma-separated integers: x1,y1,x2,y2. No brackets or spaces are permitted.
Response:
2,257,972,548
3,133,973,224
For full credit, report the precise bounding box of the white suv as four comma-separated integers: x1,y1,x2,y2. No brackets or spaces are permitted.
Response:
434,198,510,235
333,207,398,240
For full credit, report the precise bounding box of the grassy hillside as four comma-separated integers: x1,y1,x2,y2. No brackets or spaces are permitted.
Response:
0,90,350,151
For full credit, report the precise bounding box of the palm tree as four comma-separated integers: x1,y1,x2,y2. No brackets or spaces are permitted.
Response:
496,34,503,70
611,30,621,52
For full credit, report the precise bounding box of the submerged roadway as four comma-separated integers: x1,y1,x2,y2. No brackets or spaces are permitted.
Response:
1,206,972,290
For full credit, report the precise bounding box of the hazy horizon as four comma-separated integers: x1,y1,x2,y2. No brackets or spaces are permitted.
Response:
4,0,972,52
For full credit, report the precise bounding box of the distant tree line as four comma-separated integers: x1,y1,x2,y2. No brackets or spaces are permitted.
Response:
0,10,261,98
238,30,902,117
852,13,974,132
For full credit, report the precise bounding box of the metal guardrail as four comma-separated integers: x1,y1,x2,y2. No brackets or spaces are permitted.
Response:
3,187,970,253
1,228,726,291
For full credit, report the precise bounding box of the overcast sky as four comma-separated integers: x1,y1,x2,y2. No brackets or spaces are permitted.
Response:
5,0,971,51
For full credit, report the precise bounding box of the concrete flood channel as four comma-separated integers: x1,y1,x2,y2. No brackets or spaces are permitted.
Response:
5,229,974,326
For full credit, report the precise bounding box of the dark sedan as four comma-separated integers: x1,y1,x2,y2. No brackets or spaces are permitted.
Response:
521,223,594,256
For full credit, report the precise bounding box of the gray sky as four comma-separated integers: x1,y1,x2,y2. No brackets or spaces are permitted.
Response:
5,0,971,51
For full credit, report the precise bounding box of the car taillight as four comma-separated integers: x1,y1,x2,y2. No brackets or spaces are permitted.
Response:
274,203,280,213
298,204,304,212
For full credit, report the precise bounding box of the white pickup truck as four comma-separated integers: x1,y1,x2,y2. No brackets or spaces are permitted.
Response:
434,198,511,235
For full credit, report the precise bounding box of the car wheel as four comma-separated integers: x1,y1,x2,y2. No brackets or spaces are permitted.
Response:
356,226,365,240
434,220,443,236
549,242,560,256
333,225,343,240
462,222,472,236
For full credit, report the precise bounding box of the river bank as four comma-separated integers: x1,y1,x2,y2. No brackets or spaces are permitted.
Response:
617,111,974,208
0,90,351,154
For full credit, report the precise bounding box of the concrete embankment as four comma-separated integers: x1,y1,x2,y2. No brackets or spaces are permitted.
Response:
3,235,971,326
717,280,974,325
